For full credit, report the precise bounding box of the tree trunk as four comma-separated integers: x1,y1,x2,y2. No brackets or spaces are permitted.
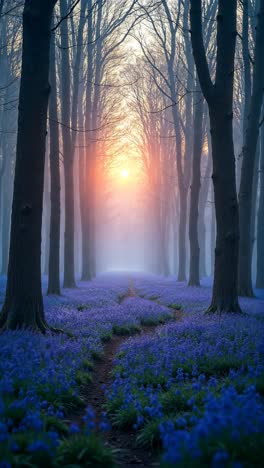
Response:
238,0,264,296
250,141,260,277
173,221,178,275
150,196,161,274
0,106,13,276
78,107,88,277
198,217,206,277
63,158,76,287
256,117,264,288
160,197,170,276
1,141,12,276
43,153,50,275
190,0,241,312
199,141,212,277
209,107,240,311
47,26,61,295
1,194,11,275
70,3,86,279
81,0,94,281
172,109,187,282
71,0,86,150
60,0,76,288
0,48,14,275
178,188,188,281
210,192,216,277
0,0,57,331
89,0,103,279
242,0,251,137
189,80,203,286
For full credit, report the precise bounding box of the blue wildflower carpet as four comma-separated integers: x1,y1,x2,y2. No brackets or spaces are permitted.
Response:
0,273,263,467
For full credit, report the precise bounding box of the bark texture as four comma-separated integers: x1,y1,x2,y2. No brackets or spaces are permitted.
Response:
0,0,57,330
81,0,94,281
189,81,203,286
256,117,264,288
190,0,241,312
60,0,76,288
198,156,211,278
238,0,264,296
47,26,61,295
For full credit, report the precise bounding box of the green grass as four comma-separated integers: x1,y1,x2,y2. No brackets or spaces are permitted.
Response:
256,371,264,396
140,317,161,326
0,433,115,467
77,304,87,311
91,350,104,361
196,355,247,377
101,331,112,342
170,355,247,379
76,370,93,386
56,434,116,467
111,405,138,428
54,391,86,413
167,303,182,310
139,311,173,327
112,324,141,336
137,419,162,448
43,415,69,436
82,359,95,371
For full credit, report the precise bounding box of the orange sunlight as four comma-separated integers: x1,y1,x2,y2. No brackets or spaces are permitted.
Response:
120,168,129,179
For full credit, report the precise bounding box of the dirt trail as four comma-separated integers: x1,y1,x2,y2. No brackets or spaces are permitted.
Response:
84,326,159,467
71,281,175,467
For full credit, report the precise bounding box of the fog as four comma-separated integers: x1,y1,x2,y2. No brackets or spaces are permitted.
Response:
0,0,263,308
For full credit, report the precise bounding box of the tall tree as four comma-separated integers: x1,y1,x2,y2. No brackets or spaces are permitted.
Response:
256,115,264,288
47,23,61,295
60,0,76,288
238,0,264,296
242,0,251,138
198,148,212,278
81,0,94,281
0,13,18,275
144,0,190,281
188,79,203,286
0,0,57,330
190,0,241,312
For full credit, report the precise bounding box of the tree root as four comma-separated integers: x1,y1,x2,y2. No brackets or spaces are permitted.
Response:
205,303,243,315
0,312,74,338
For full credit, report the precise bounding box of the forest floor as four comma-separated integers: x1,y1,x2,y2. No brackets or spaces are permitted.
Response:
78,324,159,467
72,284,182,467
0,273,263,467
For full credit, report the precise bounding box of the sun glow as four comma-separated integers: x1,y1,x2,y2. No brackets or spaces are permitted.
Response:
121,168,129,179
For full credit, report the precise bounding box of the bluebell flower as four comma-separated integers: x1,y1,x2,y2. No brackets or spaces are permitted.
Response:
28,440,50,453
69,423,80,434
212,450,229,467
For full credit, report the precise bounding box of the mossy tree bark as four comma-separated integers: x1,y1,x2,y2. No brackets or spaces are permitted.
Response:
0,0,57,331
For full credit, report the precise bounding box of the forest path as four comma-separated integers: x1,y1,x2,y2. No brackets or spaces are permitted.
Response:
70,280,179,467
